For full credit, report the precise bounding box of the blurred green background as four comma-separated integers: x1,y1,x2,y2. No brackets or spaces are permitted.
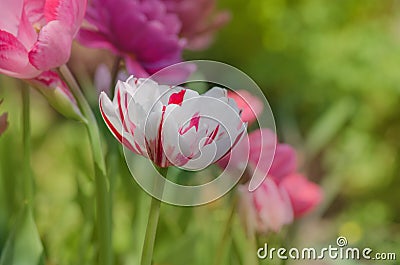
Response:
1,0,399,264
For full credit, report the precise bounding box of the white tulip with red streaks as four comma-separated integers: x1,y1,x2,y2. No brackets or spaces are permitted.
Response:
99,76,247,169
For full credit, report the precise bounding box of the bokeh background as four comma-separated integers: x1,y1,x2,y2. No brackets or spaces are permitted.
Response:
0,0,399,264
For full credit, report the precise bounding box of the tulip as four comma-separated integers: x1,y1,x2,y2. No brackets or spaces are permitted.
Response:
238,177,293,234
78,0,191,81
0,99,8,136
219,128,323,233
163,0,231,50
227,90,263,124
99,76,247,168
281,174,323,218
27,70,84,120
0,0,87,78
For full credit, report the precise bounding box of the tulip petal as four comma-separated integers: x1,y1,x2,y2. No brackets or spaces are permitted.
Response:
281,174,323,218
28,20,73,71
228,90,263,124
77,29,118,52
24,0,46,26
0,0,24,35
17,6,37,50
0,30,39,78
248,129,277,173
269,144,297,183
44,0,87,34
252,178,294,233
99,91,139,153
125,57,150,78
150,62,196,85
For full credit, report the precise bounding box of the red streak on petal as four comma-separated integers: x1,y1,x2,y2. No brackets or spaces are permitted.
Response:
179,112,200,135
117,88,129,132
100,100,136,152
204,124,220,146
168,89,186,106
100,100,123,143
134,141,143,155
124,92,136,135
155,109,166,166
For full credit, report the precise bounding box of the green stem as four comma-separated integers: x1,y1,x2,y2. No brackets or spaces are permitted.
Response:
140,166,168,265
22,86,32,205
58,65,112,265
246,229,260,265
109,56,122,96
213,197,237,265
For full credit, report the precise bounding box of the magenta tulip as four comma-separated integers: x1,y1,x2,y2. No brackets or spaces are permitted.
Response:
78,0,189,81
164,0,230,50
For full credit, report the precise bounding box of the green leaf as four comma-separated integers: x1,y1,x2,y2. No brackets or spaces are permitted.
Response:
305,97,356,156
0,207,44,265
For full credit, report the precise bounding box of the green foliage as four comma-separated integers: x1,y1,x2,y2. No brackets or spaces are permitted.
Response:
1,0,400,264
0,207,44,265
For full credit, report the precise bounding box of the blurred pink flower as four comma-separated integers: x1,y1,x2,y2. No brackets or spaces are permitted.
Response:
78,0,192,82
217,128,275,173
219,128,323,233
238,177,293,234
0,0,87,79
163,0,230,50
99,76,246,168
0,99,8,136
281,174,323,218
27,70,84,120
227,90,263,124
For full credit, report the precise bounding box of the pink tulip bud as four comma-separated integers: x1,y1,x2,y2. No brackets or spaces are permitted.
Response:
28,71,84,121
238,177,294,234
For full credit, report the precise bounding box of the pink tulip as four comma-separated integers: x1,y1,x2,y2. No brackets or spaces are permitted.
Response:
217,128,276,174
27,70,84,120
281,174,323,218
163,0,231,50
100,76,246,168
0,0,87,79
0,99,8,136
238,177,293,234
227,90,263,124
219,128,323,233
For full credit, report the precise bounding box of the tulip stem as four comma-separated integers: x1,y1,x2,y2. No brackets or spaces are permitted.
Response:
110,56,122,96
22,86,32,205
140,165,168,265
213,197,237,265
58,65,112,265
